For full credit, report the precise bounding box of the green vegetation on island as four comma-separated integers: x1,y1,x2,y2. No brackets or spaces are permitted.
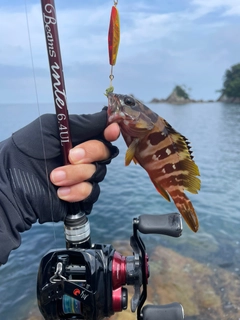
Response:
217,63,240,103
175,85,190,100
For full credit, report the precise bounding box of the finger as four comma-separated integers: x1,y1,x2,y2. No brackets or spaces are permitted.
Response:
104,123,120,142
57,182,92,202
68,140,110,164
50,164,96,186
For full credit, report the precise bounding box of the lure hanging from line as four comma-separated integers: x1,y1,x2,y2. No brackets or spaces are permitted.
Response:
108,1,120,66
106,0,120,96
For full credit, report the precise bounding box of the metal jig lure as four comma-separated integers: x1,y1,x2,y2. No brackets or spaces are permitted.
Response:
106,0,120,95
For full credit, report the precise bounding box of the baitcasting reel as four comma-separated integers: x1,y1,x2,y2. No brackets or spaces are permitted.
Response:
37,213,184,320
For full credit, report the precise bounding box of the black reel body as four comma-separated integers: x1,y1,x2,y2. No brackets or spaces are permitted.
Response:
37,213,184,320
37,244,126,320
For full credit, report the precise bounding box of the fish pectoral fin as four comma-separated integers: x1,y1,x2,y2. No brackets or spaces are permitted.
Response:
150,178,171,202
133,157,138,165
125,139,139,166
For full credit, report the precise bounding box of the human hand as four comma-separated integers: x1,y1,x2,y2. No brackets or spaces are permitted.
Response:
50,122,120,202
5,108,119,224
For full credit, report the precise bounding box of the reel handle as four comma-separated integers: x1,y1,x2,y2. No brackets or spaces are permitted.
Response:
138,213,182,237
142,303,184,320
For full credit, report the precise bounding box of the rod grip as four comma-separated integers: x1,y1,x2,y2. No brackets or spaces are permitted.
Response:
138,213,182,237
142,303,184,320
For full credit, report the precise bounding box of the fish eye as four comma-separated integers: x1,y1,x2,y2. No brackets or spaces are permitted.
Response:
124,96,135,107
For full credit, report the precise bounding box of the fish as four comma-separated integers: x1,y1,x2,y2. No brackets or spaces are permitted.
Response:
107,93,201,232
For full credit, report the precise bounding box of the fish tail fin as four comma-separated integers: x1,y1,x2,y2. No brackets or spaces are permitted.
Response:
169,190,199,232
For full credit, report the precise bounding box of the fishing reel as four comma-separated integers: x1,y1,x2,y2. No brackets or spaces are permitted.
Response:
37,213,184,320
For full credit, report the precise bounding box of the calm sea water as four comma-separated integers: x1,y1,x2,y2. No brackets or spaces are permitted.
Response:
0,101,240,319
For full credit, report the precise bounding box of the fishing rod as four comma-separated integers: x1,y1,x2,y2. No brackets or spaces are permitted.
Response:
37,1,185,319
40,0,91,249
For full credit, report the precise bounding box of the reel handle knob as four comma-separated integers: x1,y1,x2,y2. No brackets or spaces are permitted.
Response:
138,213,182,237
142,303,184,320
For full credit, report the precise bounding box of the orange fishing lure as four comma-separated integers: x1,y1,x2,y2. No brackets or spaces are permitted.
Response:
108,3,120,66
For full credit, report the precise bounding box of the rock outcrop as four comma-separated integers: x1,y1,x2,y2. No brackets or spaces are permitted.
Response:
165,88,192,104
217,93,240,103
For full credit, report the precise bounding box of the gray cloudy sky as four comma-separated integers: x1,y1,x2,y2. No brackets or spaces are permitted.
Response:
0,0,240,103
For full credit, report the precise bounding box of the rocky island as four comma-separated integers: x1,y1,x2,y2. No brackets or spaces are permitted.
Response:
149,85,214,104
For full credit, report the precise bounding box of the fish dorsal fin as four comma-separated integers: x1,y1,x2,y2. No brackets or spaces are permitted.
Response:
163,119,195,161
125,138,139,166
150,177,171,202
161,118,201,195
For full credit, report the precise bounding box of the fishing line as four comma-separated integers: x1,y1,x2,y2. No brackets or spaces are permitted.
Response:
24,0,56,240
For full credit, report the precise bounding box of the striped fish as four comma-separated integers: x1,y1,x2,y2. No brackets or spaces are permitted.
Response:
107,93,201,232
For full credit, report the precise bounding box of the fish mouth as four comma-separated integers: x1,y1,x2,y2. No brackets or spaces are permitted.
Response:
108,112,123,123
107,93,125,124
